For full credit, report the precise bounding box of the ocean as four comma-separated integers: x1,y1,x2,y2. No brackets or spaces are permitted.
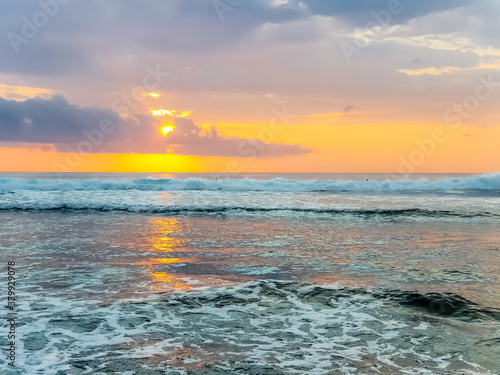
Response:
1,173,499,374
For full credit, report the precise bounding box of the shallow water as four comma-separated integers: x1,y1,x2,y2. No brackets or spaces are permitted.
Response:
1,173,499,374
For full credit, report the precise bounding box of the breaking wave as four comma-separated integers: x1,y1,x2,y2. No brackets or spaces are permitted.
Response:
0,203,498,219
1,173,500,192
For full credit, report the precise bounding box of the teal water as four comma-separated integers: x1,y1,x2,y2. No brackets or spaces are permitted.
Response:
1,173,499,374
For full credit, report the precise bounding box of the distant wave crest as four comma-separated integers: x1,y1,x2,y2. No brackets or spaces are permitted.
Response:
1,173,500,192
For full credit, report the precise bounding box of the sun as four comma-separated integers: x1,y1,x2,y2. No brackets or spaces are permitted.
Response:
160,125,175,136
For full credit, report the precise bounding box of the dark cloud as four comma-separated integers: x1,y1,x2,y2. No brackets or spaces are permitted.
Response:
0,95,309,157
302,0,471,25
0,95,154,144
0,95,130,143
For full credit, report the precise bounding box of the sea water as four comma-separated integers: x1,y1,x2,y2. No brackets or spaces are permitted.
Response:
0,173,499,374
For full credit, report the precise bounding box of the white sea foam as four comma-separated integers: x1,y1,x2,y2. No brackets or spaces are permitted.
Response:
4,281,497,375
0,173,500,192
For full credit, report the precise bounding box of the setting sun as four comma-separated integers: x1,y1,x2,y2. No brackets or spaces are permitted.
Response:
160,125,174,136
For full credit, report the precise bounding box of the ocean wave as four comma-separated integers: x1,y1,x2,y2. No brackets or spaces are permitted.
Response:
0,203,497,218
177,280,500,321
376,290,500,321
1,173,500,192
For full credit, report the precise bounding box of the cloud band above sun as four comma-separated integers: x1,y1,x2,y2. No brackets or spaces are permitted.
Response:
0,95,310,158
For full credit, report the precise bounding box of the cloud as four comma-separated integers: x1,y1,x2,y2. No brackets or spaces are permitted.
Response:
0,0,474,77
0,0,498,127
0,0,302,76
302,0,472,26
166,117,311,157
0,95,133,143
0,95,309,158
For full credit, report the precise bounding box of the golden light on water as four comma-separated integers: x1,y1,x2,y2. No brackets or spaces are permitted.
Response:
131,218,193,292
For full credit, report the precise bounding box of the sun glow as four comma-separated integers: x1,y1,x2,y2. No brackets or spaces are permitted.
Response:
399,67,460,76
0,83,54,101
160,125,175,136
145,92,160,98
151,109,191,117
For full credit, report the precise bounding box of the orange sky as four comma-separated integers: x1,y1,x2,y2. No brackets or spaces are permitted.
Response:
1,121,498,173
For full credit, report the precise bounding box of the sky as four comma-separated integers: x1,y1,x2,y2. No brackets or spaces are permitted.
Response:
0,0,499,174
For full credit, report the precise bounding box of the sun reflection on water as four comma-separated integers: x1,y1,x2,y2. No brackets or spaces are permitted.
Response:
149,217,186,253
137,218,193,292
